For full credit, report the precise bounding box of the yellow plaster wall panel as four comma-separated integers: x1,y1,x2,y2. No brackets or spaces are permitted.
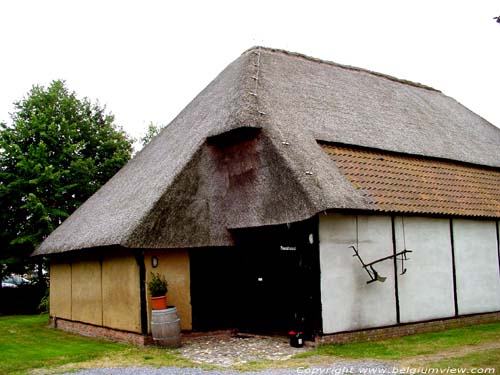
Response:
71,260,102,325
145,249,192,331
102,254,141,333
49,262,72,319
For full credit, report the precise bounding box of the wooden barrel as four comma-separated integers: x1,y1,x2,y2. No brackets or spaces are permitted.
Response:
151,307,181,347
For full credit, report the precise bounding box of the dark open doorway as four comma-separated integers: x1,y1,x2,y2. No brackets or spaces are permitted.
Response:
190,217,322,338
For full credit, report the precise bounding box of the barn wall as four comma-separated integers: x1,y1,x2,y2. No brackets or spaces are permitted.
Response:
394,217,455,323
145,249,192,331
320,213,500,335
49,250,142,334
319,213,397,333
71,260,102,325
102,254,141,333
453,219,500,315
49,261,72,319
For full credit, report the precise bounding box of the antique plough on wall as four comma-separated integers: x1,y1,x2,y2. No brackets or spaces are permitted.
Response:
350,245,412,284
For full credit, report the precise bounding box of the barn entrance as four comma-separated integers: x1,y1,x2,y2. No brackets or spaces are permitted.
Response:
190,217,321,338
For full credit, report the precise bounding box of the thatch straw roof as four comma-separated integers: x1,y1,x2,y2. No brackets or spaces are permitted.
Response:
33,47,500,255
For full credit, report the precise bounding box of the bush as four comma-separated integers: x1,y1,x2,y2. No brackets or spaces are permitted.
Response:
38,288,49,313
147,272,168,297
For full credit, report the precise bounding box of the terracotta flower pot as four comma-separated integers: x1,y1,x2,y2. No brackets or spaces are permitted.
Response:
151,295,167,310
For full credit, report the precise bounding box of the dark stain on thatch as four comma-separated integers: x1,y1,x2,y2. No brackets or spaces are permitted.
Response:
125,128,321,248
207,127,261,192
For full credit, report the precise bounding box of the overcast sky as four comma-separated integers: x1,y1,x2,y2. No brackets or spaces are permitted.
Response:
1,0,499,143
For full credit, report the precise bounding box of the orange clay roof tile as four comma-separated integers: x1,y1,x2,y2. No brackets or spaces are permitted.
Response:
321,143,500,217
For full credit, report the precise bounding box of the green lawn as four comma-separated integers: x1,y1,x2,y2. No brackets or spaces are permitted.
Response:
293,322,500,371
318,323,500,359
0,315,122,374
426,348,500,370
0,315,193,375
307,322,500,359
1,315,499,374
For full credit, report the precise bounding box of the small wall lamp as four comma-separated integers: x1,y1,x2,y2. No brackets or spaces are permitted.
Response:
151,256,159,268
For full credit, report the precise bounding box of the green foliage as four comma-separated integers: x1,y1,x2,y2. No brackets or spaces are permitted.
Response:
0,80,133,279
139,121,166,147
37,288,49,313
148,272,168,297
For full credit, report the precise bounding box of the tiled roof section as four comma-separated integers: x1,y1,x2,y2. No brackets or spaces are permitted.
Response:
321,143,500,217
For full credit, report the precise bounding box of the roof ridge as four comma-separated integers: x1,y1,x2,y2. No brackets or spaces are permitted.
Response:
243,46,440,93
247,46,269,124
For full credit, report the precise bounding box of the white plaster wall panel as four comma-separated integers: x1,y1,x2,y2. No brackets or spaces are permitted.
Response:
453,219,500,315
394,217,455,323
319,213,397,334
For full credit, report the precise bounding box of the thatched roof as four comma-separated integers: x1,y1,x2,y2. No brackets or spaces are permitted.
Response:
33,47,500,255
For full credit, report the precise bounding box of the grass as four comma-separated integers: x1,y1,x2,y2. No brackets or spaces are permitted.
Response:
0,314,122,374
0,314,194,375
296,322,500,360
427,348,500,371
1,315,499,374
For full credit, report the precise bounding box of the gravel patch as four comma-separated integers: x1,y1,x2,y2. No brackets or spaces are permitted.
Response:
179,333,308,366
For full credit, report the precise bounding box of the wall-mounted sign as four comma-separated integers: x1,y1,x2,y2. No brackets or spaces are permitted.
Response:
280,245,296,251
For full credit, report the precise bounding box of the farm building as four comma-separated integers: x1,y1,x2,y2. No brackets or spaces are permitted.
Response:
33,47,500,344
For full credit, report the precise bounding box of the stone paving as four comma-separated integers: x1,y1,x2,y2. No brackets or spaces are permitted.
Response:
179,333,310,367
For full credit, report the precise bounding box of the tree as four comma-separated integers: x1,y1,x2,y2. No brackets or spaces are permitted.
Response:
0,80,133,283
139,122,166,148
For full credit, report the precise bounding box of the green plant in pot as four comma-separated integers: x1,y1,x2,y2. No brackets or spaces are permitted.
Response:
148,272,168,310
